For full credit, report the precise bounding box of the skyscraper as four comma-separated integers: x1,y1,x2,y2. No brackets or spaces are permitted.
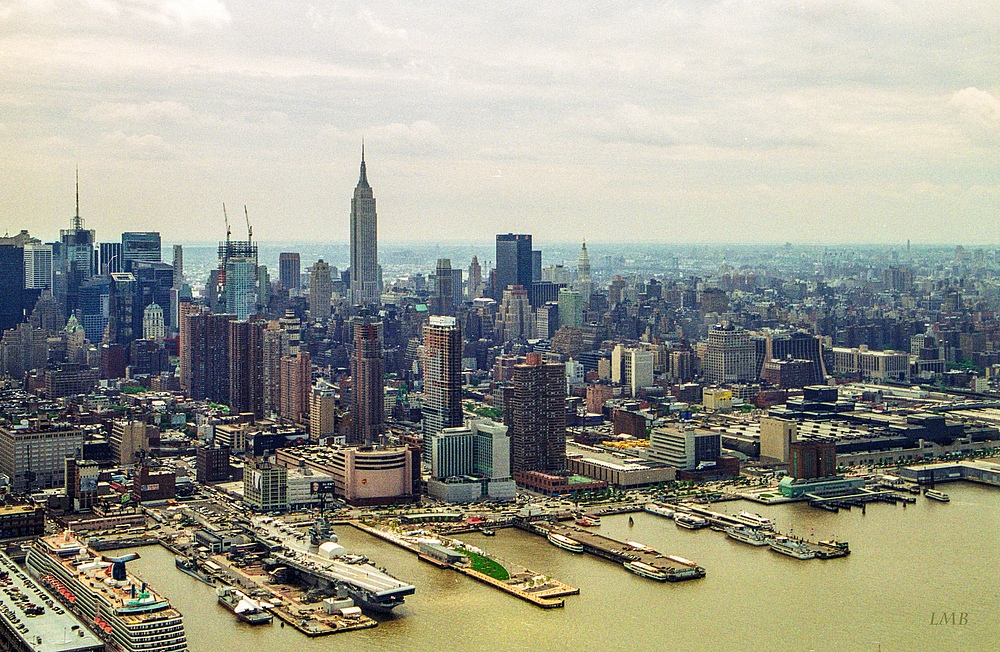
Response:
172,245,184,289
467,255,482,299
508,353,566,473
557,288,583,329
310,259,332,319
217,217,258,321
229,320,264,417
349,147,379,306
496,285,533,342
422,316,463,461
576,241,592,305
432,259,454,316
280,351,311,424
351,317,384,444
180,308,234,402
0,244,25,333
60,172,96,314
279,252,301,291
23,242,53,291
495,233,532,298
121,232,161,271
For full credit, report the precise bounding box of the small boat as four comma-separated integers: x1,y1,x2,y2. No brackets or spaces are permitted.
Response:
628,516,634,527
925,489,950,502
674,513,709,530
547,532,584,553
736,511,775,530
624,561,668,581
583,514,602,526
481,529,496,536
575,517,598,527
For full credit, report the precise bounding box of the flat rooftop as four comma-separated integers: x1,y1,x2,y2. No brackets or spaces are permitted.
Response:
0,550,103,652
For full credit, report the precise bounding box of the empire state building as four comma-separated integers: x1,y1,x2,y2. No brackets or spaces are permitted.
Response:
349,146,380,306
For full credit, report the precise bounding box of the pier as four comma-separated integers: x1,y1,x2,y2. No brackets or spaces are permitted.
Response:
519,520,706,581
351,520,579,608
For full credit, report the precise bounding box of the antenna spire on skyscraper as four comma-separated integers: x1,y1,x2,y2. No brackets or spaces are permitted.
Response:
73,167,82,230
358,140,370,188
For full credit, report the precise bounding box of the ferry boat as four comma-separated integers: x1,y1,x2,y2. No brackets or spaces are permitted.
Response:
925,489,950,502
27,531,188,651
547,532,584,553
768,537,816,560
217,585,273,625
724,525,772,547
624,561,668,581
736,511,775,530
674,513,709,530
816,539,851,558
643,503,675,519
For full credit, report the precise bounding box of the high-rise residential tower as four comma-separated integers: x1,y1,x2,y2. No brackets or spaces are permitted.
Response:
171,244,184,289
310,259,332,319
350,317,384,444
349,147,379,306
228,320,264,416
422,316,463,461
507,353,566,473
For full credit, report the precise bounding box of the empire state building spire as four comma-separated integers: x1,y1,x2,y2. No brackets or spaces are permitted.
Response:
350,144,379,306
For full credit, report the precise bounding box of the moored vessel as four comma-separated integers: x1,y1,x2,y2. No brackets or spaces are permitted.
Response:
643,503,675,519
674,513,709,530
217,585,273,625
736,511,775,530
768,537,816,560
547,532,584,553
725,526,772,546
27,531,188,651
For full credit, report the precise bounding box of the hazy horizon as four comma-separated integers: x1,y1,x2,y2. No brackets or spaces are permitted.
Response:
4,1,999,245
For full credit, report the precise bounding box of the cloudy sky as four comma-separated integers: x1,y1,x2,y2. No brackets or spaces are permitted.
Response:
2,0,999,245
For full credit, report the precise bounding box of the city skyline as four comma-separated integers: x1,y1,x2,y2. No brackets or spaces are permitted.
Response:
3,2,1000,245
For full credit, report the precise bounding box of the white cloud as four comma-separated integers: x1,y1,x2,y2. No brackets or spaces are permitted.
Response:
102,130,175,158
80,100,197,123
950,87,1000,143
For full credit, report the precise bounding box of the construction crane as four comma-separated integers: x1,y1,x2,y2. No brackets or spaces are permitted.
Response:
244,205,252,244
223,203,231,246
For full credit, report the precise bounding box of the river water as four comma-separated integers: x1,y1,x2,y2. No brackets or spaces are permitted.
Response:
129,482,999,652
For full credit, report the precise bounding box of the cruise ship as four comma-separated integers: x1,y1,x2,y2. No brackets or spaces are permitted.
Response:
253,517,414,614
26,531,187,651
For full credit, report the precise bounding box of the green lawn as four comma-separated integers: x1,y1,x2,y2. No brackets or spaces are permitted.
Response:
459,549,510,581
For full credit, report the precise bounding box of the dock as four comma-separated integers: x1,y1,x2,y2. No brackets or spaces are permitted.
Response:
351,520,579,608
520,520,706,581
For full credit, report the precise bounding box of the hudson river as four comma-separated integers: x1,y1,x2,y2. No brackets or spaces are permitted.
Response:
131,482,999,652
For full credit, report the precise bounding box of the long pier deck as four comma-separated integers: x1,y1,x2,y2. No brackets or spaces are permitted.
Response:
519,520,706,581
